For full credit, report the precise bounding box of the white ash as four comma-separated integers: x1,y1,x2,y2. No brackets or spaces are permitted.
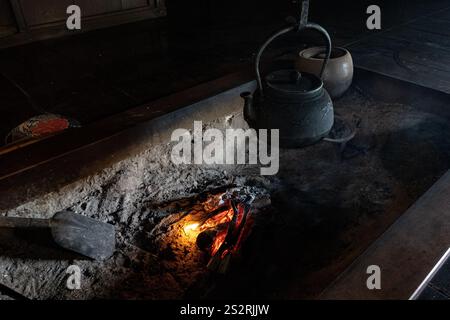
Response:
0,112,271,300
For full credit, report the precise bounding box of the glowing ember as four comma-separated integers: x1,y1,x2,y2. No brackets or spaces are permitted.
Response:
210,229,228,256
179,192,256,273
183,222,200,234
199,208,234,231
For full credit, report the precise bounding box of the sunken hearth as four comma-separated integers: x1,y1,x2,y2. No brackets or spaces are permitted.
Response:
1,71,450,299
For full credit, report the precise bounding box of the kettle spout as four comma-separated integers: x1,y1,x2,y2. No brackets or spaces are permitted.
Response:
241,91,255,127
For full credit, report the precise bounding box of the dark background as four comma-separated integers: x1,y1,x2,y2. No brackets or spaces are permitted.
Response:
167,0,447,30
0,0,449,145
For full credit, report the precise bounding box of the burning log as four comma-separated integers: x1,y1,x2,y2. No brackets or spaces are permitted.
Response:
206,195,254,274
176,190,256,274
150,187,266,279
195,230,217,252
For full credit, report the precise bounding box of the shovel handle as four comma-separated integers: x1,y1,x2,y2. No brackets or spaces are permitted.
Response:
0,217,50,228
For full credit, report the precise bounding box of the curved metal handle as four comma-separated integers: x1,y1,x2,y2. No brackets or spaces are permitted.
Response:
255,22,332,99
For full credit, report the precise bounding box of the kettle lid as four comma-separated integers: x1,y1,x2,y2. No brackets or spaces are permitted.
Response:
265,70,322,94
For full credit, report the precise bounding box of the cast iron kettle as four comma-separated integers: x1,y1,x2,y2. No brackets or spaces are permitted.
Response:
241,18,334,148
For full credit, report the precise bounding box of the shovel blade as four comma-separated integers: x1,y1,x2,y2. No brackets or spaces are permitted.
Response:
51,211,115,261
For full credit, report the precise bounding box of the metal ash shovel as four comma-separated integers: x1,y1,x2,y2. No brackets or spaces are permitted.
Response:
0,211,115,261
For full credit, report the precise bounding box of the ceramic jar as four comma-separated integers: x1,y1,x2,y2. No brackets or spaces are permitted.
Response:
295,47,353,98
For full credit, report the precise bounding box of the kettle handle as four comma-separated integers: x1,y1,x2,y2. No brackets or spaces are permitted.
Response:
255,22,332,99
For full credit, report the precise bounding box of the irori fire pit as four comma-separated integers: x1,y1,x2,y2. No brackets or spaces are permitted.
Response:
1,69,450,300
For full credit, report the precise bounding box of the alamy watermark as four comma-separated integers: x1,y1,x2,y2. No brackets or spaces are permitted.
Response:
367,5,381,30
66,5,81,30
366,265,381,290
170,121,279,176
66,265,81,290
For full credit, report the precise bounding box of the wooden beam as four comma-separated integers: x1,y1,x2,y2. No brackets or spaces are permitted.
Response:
0,4,166,49
0,68,254,211
320,170,450,299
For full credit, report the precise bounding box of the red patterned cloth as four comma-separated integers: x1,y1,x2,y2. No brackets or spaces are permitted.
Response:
6,114,80,144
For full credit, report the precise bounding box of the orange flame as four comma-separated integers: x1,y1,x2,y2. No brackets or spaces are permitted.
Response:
199,208,234,232
182,200,253,261
210,229,228,256
183,222,200,233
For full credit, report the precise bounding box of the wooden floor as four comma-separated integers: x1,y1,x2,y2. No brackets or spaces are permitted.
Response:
348,6,450,94
1,1,450,300
414,248,450,300
0,1,450,147
0,18,283,145
321,170,450,300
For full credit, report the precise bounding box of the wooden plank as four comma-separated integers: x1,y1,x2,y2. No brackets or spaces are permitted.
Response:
427,258,450,298
349,36,450,94
386,26,450,51
345,5,450,95
121,0,149,10
411,17,450,37
18,0,73,26
354,56,450,94
429,8,450,21
0,69,254,211
363,34,450,73
397,47,450,73
75,0,122,17
320,170,450,299
0,6,166,49
0,36,142,124
0,69,252,176
411,248,450,299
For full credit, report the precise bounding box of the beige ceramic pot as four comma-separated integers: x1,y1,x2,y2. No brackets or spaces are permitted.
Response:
295,47,353,98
